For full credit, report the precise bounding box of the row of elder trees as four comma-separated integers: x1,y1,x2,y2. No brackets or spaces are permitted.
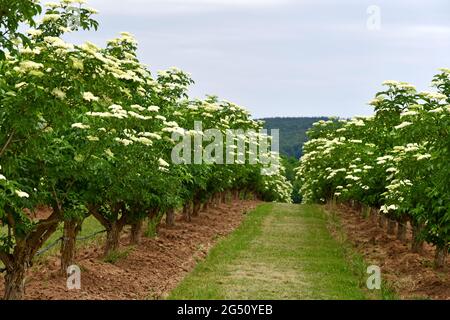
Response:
0,1,293,299
297,70,450,268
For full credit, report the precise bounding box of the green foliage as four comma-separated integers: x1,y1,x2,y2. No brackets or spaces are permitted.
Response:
0,0,292,290
103,247,133,264
281,156,302,203
0,0,42,58
296,71,450,251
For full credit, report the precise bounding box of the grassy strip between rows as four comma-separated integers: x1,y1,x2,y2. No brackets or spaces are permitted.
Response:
169,203,393,300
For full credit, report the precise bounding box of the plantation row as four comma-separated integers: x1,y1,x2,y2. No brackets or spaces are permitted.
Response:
296,70,450,268
0,1,292,299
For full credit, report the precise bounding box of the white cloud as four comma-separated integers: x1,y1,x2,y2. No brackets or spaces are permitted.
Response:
165,0,291,6
408,25,450,36
86,0,293,16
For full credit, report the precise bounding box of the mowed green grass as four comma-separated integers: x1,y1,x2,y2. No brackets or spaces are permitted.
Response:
169,203,369,300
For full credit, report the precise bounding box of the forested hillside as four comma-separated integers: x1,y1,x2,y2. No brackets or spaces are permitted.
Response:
261,117,328,158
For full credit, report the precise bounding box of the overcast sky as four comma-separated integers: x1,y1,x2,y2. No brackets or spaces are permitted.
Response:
65,0,450,118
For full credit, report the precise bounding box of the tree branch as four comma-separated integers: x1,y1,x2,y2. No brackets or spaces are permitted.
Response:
0,130,15,157
0,251,13,270
89,204,110,230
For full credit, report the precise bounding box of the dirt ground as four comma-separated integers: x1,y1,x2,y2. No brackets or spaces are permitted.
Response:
328,203,449,300
1,200,260,300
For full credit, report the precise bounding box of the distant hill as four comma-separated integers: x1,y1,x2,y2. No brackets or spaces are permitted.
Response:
260,117,328,159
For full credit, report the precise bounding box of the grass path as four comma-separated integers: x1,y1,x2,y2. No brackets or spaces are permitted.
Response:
169,203,368,300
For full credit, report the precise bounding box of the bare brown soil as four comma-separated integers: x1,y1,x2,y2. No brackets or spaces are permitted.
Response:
1,200,260,300
328,203,449,300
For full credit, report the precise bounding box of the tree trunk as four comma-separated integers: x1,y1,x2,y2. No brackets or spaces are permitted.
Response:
221,192,226,204
370,208,378,224
411,223,424,254
387,220,397,235
434,245,448,269
166,208,175,227
104,223,122,256
378,215,387,228
233,190,239,201
183,202,192,222
215,194,220,206
2,210,60,300
226,191,232,203
396,220,408,242
60,220,82,275
202,201,208,212
146,208,161,237
3,262,27,300
192,200,201,217
130,220,143,245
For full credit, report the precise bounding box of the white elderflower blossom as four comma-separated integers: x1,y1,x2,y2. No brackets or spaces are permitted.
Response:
159,158,170,167
81,41,101,53
42,14,60,23
382,80,400,86
164,121,179,127
394,122,412,130
19,47,41,55
15,190,30,198
420,91,447,101
405,144,419,152
86,112,114,118
83,92,99,102
59,26,72,33
139,132,162,140
400,110,418,117
368,96,385,106
128,111,151,120
15,82,27,89
51,88,66,99
19,60,44,72
416,154,431,161
27,29,43,37
44,36,74,50
147,106,160,112
62,0,87,4
86,7,99,14
70,57,84,70
131,104,146,112
397,82,416,91
136,137,152,146
429,107,444,113
104,149,114,158
87,136,99,142
115,138,133,146
71,123,90,129
45,2,59,8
